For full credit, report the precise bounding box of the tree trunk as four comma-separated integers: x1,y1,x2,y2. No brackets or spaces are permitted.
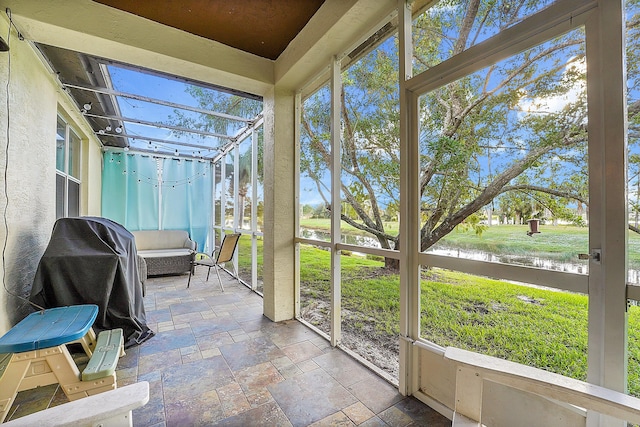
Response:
385,258,399,270
385,238,401,271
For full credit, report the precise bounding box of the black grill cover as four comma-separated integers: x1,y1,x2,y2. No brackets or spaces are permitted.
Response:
30,217,153,348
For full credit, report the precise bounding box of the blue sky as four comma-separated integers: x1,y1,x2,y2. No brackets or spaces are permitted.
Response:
106,65,249,158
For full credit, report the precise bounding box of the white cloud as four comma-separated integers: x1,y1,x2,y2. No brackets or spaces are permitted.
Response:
519,56,586,115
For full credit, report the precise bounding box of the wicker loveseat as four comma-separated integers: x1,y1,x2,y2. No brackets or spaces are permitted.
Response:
132,230,196,277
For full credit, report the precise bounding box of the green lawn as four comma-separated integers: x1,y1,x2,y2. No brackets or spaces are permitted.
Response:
236,234,263,275
297,242,640,397
240,226,640,396
421,270,589,380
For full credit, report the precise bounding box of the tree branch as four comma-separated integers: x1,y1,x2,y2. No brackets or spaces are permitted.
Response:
499,184,588,205
339,214,397,246
421,124,583,250
454,0,481,55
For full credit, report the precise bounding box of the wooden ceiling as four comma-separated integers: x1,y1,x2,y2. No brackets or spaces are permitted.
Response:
93,0,326,60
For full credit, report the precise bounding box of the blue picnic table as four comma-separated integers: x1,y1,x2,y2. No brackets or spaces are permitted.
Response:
0,304,120,423
0,304,98,353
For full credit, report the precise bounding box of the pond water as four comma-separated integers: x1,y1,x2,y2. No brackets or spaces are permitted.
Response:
299,227,640,284
299,228,378,247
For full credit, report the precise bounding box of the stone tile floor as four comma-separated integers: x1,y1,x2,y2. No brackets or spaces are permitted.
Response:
7,268,451,426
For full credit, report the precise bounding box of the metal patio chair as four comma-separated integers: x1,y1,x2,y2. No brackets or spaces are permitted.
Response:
187,233,241,291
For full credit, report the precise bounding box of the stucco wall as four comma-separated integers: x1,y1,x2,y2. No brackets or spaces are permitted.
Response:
262,86,296,322
0,17,57,334
84,137,103,216
0,16,102,334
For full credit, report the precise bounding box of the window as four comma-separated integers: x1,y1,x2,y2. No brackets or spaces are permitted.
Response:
413,4,591,382
299,83,332,242
56,115,81,218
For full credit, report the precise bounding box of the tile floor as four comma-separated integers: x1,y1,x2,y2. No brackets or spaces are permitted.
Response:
7,268,451,426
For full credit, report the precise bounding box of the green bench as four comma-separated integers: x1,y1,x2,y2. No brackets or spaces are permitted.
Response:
82,328,124,382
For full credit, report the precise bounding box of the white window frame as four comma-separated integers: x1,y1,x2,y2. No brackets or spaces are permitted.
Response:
56,115,82,218
295,2,629,420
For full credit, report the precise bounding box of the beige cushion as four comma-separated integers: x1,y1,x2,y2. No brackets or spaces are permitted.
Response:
137,249,192,258
132,230,195,251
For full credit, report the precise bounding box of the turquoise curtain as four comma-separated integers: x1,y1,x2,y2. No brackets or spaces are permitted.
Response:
102,152,159,230
161,158,212,252
102,152,212,252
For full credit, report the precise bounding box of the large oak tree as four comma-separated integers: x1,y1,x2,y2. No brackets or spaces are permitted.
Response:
300,0,638,267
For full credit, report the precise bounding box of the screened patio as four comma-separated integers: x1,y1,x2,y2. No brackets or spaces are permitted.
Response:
2,1,640,426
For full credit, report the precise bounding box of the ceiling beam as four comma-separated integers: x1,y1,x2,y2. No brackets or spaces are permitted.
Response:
83,112,233,140
275,0,396,91
5,0,274,96
101,132,222,152
65,81,252,123
107,146,215,161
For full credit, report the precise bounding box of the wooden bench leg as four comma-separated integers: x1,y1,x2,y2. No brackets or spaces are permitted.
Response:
12,345,115,401
0,339,123,424
0,356,32,423
0,345,80,422
42,346,116,401
69,328,97,357
42,346,83,397
64,373,117,401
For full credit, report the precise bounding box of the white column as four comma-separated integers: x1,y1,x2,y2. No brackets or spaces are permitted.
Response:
251,125,258,291
220,156,226,234
330,56,342,346
263,87,296,321
294,93,302,316
233,143,239,230
232,143,240,275
157,158,163,229
398,0,419,396
586,1,628,426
